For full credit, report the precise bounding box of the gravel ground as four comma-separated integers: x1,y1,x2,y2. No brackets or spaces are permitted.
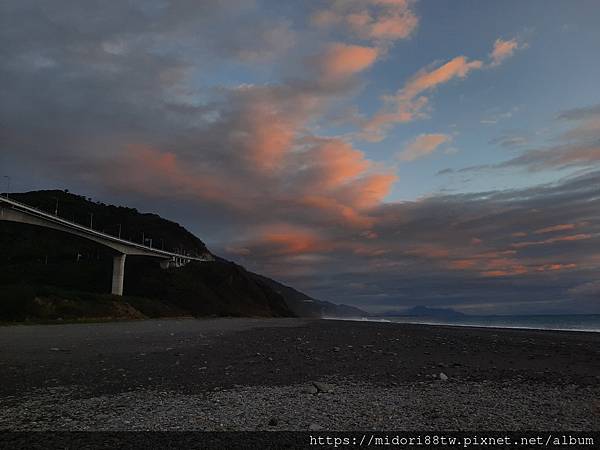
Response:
1,318,599,432
1,380,599,431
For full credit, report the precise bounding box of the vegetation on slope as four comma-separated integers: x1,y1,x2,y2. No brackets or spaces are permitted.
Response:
0,190,365,322
1,190,293,321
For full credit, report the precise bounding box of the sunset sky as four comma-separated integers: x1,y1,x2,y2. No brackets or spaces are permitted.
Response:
2,0,600,314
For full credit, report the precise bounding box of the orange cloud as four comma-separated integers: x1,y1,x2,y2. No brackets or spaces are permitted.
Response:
398,133,451,161
291,137,396,226
363,9,418,40
490,38,520,66
307,139,371,188
342,172,398,209
312,0,418,43
318,43,379,80
533,223,576,234
364,56,483,138
536,263,577,272
401,56,483,99
363,37,523,140
450,259,477,269
235,98,298,173
259,225,329,255
481,267,527,278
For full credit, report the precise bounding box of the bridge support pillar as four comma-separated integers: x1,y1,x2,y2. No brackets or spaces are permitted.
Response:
111,254,126,296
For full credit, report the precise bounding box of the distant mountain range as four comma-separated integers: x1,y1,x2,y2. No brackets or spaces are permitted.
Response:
0,190,367,321
375,306,466,318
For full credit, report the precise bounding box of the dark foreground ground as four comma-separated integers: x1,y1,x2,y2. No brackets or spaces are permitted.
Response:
0,318,599,431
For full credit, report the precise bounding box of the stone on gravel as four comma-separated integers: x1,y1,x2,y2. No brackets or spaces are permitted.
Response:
302,385,318,394
439,372,448,381
309,423,323,431
313,382,334,393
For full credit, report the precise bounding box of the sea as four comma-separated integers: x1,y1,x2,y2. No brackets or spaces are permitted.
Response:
352,314,600,333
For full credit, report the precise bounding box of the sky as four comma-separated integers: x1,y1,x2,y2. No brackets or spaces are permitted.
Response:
1,0,600,314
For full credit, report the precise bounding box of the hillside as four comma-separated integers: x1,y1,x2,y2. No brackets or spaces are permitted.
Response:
0,190,363,321
252,273,367,318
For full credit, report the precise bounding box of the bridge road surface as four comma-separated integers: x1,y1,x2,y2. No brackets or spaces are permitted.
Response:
0,195,212,295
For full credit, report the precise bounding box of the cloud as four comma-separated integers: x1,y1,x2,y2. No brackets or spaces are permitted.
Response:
0,0,397,234
489,134,528,149
256,225,330,256
510,233,592,249
457,103,600,173
533,223,576,234
398,133,451,161
219,169,600,313
536,263,577,272
316,43,379,81
499,142,600,172
558,104,600,121
402,57,483,97
311,0,418,43
361,37,524,140
3,1,599,314
362,56,482,139
490,38,521,66
480,106,520,125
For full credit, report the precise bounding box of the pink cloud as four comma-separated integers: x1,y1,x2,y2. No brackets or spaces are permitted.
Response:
533,223,576,234
364,56,483,139
401,57,483,98
306,139,371,187
316,43,379,81
536,263,577,272
259,225,330,255
481,267,528,278
362,37,524,140
311,0,418,43
490,38,520,66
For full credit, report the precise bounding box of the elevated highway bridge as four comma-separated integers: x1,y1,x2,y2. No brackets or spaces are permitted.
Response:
0,196,213,295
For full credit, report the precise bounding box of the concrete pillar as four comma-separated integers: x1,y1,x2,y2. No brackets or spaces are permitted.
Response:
111,253,126,296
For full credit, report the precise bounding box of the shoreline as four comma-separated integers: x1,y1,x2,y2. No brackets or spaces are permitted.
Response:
324,316,600,334
3,312,600,334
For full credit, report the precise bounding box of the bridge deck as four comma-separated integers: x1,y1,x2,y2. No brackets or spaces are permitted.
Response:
0,195,211,262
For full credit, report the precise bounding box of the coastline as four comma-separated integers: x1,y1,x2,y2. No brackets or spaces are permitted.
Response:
322,314,600,333
325,316,600,334
1,318,599,431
